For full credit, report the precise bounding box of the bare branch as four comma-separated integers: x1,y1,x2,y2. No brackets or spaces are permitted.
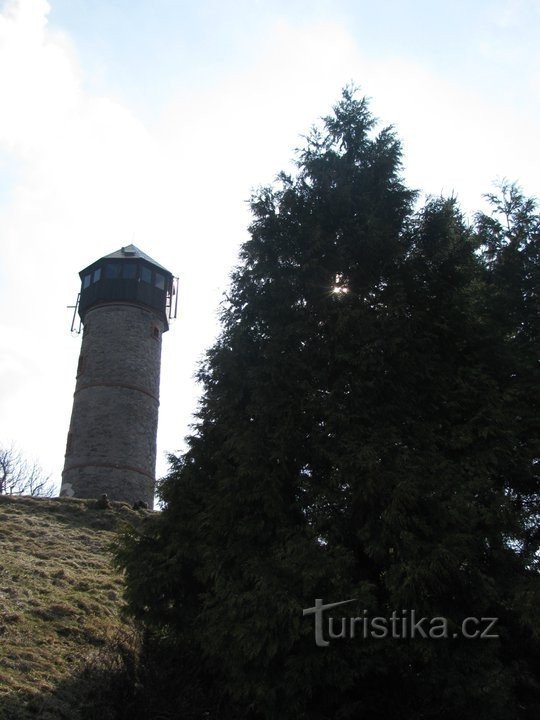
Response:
0,445,55,497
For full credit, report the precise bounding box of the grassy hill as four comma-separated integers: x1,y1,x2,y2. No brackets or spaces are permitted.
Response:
0,494,147,720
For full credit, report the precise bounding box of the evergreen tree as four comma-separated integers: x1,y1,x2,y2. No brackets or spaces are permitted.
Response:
116,90,539,719
475,182,539,567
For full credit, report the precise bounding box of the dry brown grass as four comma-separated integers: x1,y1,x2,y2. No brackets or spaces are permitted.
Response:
0,494,148,719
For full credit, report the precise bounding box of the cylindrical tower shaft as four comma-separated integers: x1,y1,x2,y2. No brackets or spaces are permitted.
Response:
61,303,164,509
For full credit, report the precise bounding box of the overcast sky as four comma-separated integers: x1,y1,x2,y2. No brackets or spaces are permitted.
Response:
0,0,538,492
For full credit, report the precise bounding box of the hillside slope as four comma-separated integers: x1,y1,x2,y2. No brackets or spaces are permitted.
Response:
0,495,146,720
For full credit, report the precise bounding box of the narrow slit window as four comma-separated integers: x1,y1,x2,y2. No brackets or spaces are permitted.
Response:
82,274,91,289
141,266,152,284
93,267,102,283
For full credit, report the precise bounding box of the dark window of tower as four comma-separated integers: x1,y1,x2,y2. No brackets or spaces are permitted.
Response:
83,273,91,289
93,267,102,283
105,263,121,279
123,263,137,279
152,326,160,340
155,272,165,290
141,266,152,284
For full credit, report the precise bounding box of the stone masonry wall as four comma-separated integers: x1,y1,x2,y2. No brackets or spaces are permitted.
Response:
60,303,165,509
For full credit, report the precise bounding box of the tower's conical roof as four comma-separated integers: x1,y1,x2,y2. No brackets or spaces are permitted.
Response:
100,244,170,273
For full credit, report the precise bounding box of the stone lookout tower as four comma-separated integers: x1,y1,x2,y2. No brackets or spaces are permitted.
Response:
60,245,177,510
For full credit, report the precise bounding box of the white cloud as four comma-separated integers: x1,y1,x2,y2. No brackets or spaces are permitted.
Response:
0,0,78,153
353,57,539,216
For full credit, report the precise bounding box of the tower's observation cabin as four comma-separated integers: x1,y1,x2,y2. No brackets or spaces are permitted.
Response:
77,245,176,329
60,245,178,509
